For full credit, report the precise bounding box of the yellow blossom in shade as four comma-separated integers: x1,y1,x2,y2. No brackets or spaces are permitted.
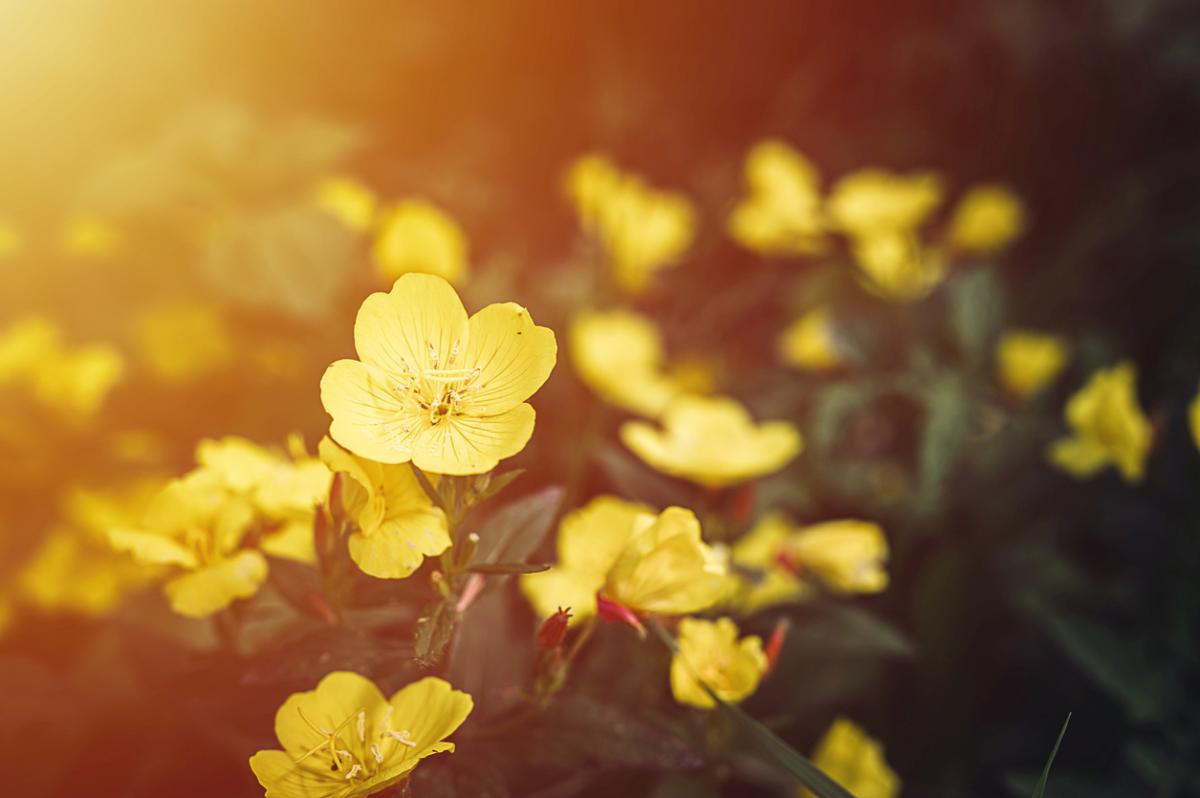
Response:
0,316,60,384
0,219,22,256
620,395,802,489
995,330,1069,399
728,139,826,256
320,273,557,475
197,435,332,563
850,232,949,302
314,176,378,232
372,200,469,285
826,168,943,237
801,718,900,798
948,184,1026,254
1049,361,1153,483
565,154,697,294
108,469,265,618
249,671,472,798
318,437,450,579
779,306,843,371
670,617,769,709
134,303,234,383
1189,384,1200,452
520,497,727,623
781,519,889,594
61,214,121,257
569,308,683,417
727,514,812,613
30,343,125,422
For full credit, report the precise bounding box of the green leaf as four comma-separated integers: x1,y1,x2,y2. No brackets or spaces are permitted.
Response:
949,267,1004,367
471,468,526,504
809,381,878,454
466,562,551,575
1031,713,1071,798
471,486,564,573
914,373,971,516
414,599,459,666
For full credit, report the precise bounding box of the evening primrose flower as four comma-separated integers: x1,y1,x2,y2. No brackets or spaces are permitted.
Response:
320,273,557,475
520,496,727,625
372,200,469,285
1049,361,1152,483
948,184,1026,254
134,303,234,383
569,308,686,417
620,395,802,488
826,168,943,237
779,307,843,371
995,330,1069,400
108,469,263,617
565,154,696,294
30,343,125,422
314,176,378,232
670,617,768,709
1189,385,1200,451
319,437,449,579
249,671,472,798
728,139,826,256
850,232,948,302
801,718,899,798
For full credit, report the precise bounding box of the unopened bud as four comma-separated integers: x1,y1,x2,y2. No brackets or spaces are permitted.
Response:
764,617,790,674
596,594,645,638
537,607,572,650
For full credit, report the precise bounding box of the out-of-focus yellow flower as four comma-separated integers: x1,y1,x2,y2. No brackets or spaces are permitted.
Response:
1189,384,1200,452
670,617,768,709
779,306,843,371
621,395,802,488
197,435,332,563
565,154,697,294
800,718,899,798
61,214,121,258
850,232,948,302
520,497,727,623
827,169,943,237
728,140,826,256
249,671,472,798
0,316,60,384
0,219,22,257
569,308,684,417
319,437,449,579
995,330,1069,399
1049,361,1152,483
314,176,378,232
726,514,888,613
108,469,264,617
134,303,234,383
321,274,557,475
372,200,469,285
110,428,170,465
948,184,1026,254
30,343,125,422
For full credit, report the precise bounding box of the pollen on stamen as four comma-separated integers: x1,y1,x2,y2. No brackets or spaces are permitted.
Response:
343,763,363,780
371,743,384,763
390,729,417,747
356,710,366,743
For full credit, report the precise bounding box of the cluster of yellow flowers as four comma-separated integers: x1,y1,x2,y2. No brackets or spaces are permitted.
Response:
0,316,124,423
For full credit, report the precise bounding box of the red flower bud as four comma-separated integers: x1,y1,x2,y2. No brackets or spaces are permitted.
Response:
596,594,645,638
537,606,572,650
729,482,758,523
764,617,790,674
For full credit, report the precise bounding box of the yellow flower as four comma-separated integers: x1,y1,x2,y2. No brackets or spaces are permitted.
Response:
0,219,22,257
197,435,332,563
565,154,696,294
520,496,727,623
108,469,265,617
801,718,899,798
249,671,472,798
995,330,1068,399
372,200,469,285
320,273,557,475
1049,362,1152,483
670,617,768,709
1189,384,1200,451
135,303,234,383
620,395,802,488
30,343,125,422
727,514,812,613
827,169,943,237
314,176,378,232
0,316,60,385
948,184,1026,254
319,437,450,579
569,308,685,417
728,139,826,256
850,232,948,302
61,214,121,258
779,307,843,371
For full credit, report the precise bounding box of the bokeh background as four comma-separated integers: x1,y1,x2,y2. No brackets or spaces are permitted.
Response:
3,1,1200,796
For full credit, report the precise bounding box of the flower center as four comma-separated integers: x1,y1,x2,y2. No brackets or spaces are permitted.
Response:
291,704,420,784
391,340,484,428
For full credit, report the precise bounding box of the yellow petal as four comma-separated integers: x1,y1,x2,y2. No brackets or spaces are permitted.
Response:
948,184,1026,254
806,718,900,798
519,566,604,622
347,506,450,579
995,331,1068,399
386,676,473,753
372,200,469,285
273,671,388,758
321,359,415,464
786,520,890,594
558,495,651,574
261,519,317,564
606,507,727,615
463,302,557,415
671,617,768,709
411,404,535,475
249,748,333,798
354,273,468,377
1048,435,1110,479
164,550,268,617
108,528,197,568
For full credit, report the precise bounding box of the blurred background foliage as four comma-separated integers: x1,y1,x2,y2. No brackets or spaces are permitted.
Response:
2,1,1200,796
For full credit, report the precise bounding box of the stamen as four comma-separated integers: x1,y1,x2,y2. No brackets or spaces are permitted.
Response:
344,763,363,780
356,710,366,743
389,729,417,747
371,743,384,763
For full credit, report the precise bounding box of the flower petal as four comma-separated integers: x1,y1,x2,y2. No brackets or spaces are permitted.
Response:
354,273,468,376
249,748,334,798
347,506,450,579
519,566,604,623
463,302,557,414
321,359,415,464
273,671,389,760
163,549,268,617
411,404,535,475
108,528,197,568
386,676,473,753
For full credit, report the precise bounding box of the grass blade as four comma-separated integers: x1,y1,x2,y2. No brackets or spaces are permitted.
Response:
1031,713,1071,798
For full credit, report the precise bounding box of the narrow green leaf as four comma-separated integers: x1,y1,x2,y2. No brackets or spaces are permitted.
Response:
409,463,448,513
949,267,1004,367
466,562,551,575
472,468,526,503
1031,713,1071,798
472,485,564,572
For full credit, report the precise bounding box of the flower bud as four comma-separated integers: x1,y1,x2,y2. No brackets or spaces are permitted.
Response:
537,606,572,651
